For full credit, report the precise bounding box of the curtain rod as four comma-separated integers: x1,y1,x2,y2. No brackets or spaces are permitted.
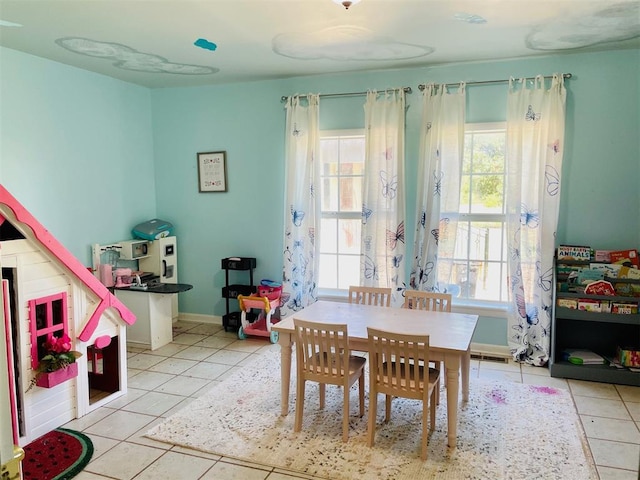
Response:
417,73,572,91
281,86,412,102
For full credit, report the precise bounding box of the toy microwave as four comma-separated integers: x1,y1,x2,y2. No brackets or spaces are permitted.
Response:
132,219,174,240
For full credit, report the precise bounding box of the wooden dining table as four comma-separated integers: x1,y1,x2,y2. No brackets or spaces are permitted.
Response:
272,300,479,448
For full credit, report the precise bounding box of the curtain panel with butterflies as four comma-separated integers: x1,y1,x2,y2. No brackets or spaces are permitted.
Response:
281,94,321,317
361,89,406,307
506,74,566,366
410,83,466,295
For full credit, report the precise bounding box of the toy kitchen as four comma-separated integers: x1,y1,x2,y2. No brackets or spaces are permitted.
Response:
92,219,192,350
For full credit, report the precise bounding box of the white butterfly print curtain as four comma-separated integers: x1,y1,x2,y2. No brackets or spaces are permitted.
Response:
506,74,566,366
410,83,465,295
361,89,406,307
281,94,321,317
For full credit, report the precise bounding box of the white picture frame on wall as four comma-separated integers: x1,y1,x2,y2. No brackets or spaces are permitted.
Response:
197,151,227,192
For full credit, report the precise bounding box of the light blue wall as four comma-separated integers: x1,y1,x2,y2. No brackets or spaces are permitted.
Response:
152,49,639,346
0,47,156,261
2,46,638,347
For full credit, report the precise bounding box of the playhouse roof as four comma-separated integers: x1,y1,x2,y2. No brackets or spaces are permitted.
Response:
0,184,135,341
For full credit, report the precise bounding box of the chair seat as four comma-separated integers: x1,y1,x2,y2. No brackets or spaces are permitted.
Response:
379,361,439,390
307,352,367,376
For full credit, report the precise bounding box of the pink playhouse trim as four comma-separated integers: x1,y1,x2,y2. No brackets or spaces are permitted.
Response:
0,184,135,341
3,279,19,444
29,292,68,369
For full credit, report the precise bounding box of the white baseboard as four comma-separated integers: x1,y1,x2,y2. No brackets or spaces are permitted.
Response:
177,312,222,325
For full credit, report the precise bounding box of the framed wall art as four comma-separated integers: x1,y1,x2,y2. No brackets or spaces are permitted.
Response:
197,151,227,192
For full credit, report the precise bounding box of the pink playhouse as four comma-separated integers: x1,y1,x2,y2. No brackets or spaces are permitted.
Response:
0,184,135,446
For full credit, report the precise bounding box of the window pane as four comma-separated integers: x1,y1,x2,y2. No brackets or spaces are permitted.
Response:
339,137,365,174
450,261,475,299
459,176,471,213
338,177,362,212
470,175,503,213
466,221,505,261
338,219,361,254
319,254,338,289
462,138,472,174
473,262,503,301
473,132,505,174
52,298,64,326
320,218,337,253
321,178,338,211
321,138,338,176
36,334,48,361
337,255,361,289
454,223,470,259
35,303,47,330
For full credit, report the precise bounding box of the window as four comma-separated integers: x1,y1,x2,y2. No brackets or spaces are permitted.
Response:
318,130,365,291
318,125,507,302
449,122,508,302
29,292,68,369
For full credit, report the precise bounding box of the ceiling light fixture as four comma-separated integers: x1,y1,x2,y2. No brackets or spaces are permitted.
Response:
333,0,361,10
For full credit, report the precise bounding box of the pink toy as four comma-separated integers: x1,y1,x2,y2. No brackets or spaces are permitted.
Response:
237,286,281,344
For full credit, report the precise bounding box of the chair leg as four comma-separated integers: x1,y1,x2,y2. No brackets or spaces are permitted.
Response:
421,394,429,461
385,395,392,423
342,384,350,442
294,379,306,433
367,388,378,447
319,383,326,410
430,388,437,433
358,371,365,417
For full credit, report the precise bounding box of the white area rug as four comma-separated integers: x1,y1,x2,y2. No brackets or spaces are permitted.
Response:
146,350,598,480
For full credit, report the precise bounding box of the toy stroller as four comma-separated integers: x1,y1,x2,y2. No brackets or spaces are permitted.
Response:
237,280,282,343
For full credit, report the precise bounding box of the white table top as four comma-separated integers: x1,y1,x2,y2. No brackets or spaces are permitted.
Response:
274,300,479,354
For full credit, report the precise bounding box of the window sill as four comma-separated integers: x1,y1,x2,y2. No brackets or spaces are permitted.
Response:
318,290,508,318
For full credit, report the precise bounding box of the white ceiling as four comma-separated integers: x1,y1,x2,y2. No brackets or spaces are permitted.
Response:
0,0,638,89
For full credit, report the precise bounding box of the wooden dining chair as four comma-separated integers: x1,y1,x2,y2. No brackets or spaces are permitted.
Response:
402,290,452,403
403,290,452,312
293,319,366,442
348,286,392,307
366,327,440,460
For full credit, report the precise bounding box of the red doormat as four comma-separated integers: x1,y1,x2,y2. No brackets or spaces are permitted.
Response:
22,428,93,480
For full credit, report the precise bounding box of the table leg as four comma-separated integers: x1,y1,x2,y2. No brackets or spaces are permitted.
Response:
278,332,293,416
444,353,461,448
461,347,470,402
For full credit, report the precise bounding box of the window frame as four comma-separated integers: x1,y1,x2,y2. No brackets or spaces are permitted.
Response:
29,292,68,369
451,121,509,306
318,129,365,294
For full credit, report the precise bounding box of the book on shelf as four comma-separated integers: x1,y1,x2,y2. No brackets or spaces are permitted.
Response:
562,349,605,365
618,266,640,280
557,245,592,262
609,249,639,268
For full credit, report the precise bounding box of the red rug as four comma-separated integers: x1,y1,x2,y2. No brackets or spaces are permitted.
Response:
22,428,93,480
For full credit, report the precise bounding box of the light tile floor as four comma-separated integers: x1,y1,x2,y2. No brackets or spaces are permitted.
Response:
67,321,640,480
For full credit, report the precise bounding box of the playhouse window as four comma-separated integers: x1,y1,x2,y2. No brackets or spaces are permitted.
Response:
29,293,68,369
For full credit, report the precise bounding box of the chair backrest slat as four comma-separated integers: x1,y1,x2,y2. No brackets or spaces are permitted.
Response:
403,290,452,312
295,319,350,385
348,286,392,307
367,327,430,398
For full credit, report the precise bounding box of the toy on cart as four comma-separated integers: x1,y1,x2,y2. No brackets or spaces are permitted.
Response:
237,280,282,344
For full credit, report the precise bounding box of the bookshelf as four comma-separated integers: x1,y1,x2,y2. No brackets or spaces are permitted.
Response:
550,250,640,386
